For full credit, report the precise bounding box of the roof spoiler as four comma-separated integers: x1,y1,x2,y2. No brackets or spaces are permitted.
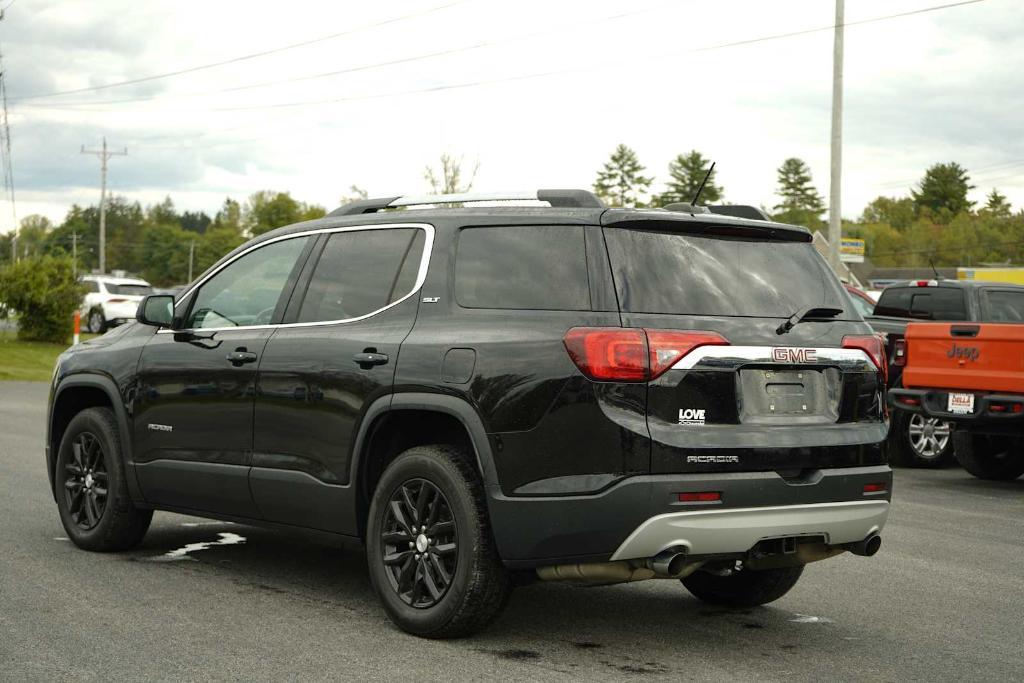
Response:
329,189,605,216
663,203,771,221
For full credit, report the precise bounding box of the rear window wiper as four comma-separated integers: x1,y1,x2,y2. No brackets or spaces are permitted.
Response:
776,306,844,335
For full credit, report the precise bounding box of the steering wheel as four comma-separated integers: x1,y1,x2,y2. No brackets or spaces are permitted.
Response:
252,306,277,325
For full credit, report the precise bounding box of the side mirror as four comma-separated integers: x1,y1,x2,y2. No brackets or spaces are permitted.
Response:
137,294,175,328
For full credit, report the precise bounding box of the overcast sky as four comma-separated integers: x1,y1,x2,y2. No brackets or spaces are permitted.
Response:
1,0,1021,229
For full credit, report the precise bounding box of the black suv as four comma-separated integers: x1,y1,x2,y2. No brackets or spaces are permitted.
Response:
46,190,891,638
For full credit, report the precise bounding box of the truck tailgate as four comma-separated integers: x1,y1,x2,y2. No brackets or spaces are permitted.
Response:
903,322,1024,393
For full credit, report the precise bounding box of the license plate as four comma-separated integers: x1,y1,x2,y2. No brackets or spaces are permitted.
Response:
947,393,974,414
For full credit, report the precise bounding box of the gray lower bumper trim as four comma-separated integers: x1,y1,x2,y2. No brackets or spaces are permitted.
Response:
610,500,890,561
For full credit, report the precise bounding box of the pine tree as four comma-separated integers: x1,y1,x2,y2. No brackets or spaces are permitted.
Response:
911,162,974,219
593,144,653,207
657,151,722,206
982,188,1011,219
772,158,826,227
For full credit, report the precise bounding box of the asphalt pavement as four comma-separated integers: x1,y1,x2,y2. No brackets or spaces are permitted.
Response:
2,381,1022,681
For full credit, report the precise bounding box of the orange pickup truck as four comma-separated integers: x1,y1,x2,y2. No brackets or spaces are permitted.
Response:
888,322,1024,480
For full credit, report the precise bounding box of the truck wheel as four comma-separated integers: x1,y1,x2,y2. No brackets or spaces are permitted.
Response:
56,407,153,551
888,410,953,468
366,445,511,639
682,564,804,608
953,432,1024,481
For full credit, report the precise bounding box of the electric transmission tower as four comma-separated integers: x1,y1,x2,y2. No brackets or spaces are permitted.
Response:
81,138,127,274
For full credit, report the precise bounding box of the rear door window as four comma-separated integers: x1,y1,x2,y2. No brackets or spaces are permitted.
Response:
297,228,426,323
603,228,853,318
983,290,1024,322
455,226,590,310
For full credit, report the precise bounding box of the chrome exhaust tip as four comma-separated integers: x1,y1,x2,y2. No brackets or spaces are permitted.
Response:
648,549,689,577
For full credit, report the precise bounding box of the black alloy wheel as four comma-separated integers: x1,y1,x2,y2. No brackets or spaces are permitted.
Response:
381,478,458,609
63,431,109,530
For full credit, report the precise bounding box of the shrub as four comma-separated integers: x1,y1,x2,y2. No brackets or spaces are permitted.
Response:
0,255,85,343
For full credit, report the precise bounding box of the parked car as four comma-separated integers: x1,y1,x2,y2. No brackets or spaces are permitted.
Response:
865,279,1024,468
845,283,876,317
47,190,891,638
80,274,154,334
890,321,1024,480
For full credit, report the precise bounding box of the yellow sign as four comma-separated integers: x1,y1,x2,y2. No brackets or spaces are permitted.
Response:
957,268,1024,285
840,238,865,263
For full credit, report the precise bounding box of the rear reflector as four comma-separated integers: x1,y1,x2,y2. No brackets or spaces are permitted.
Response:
863,483,887,494
678,491,721,502
563,327,728,382
842,334,888,381
897,395,921,406
989,402,1023,414
913,280,938,287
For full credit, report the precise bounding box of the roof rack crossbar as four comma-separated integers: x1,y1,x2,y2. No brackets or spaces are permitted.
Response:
329,189,603,216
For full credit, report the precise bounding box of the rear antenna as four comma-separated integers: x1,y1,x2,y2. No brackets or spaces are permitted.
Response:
928,258,941,280
691,162,716,206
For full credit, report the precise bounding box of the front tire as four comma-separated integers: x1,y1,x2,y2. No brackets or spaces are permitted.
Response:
56,407,152,551
953,432,1024,481
888,410,953,468
682,565,804,608
366,445,511,639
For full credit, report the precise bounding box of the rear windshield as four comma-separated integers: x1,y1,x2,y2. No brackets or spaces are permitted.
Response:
603,228,854,318
873,287,967,320
107,283,153,296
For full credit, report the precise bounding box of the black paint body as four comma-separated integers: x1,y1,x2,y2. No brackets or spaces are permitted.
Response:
46,206,890,566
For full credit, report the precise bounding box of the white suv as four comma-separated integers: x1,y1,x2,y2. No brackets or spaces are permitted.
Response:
80,274,153,333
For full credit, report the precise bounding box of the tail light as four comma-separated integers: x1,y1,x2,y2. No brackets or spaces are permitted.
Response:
842,334,887,381
892,338,907,367
563,327,729,382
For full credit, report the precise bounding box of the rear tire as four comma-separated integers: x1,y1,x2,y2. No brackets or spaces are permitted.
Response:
888,410,953,468
86,308,107,334
56,407,152,551
682,565,804,608
366,445,511,639
953,432,1024,481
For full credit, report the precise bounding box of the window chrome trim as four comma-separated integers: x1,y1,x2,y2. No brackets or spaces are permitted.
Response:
157,222,434,334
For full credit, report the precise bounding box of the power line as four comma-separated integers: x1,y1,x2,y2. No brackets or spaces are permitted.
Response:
80,138,127,273
20,1,674,110
9,1,469,102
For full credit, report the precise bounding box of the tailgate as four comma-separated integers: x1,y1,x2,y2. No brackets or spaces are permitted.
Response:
903,322,1024,393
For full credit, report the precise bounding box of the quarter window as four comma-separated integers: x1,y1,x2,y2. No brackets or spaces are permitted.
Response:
186,236,310,329
296,228,426,323
984,290,1024,322
455,226,590,310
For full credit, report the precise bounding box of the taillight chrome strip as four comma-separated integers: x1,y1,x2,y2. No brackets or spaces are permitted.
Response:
670,346,875,371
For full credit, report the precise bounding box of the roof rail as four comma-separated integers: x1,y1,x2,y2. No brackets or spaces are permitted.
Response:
328,189,604,216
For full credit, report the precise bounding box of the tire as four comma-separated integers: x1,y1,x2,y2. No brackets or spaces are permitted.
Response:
55,407,152,551
682,565,804,608
953,431,1024,481
366,445,511,639
86,308,107,334
888,410,954,468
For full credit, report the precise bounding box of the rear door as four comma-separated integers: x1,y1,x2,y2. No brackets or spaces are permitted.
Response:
601,222,886,474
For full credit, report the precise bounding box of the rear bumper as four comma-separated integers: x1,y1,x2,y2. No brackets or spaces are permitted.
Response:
488,464,892,567
610,500,888,560
889,388,1024,424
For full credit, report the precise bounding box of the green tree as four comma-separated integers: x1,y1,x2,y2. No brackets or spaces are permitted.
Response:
147,196,179,226
772,158,825,227
196,227,246,276
13,215,53,258
340,185,368,206
138,223,192,286
213,198,243,233
593,144,653,208
424,154,478,194
911,162,974,220
180,211,212,234
0,255,85,343
244,191,324,236
657,151,722,206
860,196,915,230
982,188,1012,219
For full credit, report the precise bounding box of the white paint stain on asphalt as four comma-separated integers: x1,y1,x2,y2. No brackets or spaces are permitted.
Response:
180,521,236,528
147,532,247,562
790,614,834,624
54,537,69,541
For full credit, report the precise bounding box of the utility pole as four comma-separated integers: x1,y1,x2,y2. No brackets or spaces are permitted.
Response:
828,0,844,271
187,239,195,282
80,137,127,274
71,231,78,277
